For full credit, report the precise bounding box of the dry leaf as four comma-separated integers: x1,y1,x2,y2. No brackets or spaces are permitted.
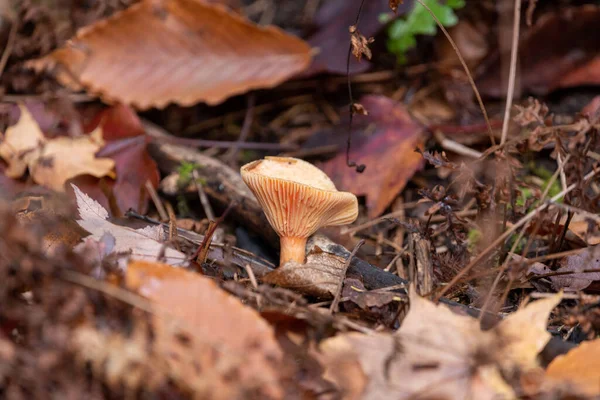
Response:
527,246,600,292
126,260,284,399
349,27,374,61
389,0,403,12
305,0,410,76
320,95,426,218
320,291,562,399
86,104,160,214
32,0,311,109
263,248,346,298
0,105,115,191
72,184,188,266
478,5,600,96
567,219,600,246
546,338,600,396
0,104,45,178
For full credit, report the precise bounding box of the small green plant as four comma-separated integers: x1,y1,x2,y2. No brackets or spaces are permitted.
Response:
467,228,482,252
176,161,204,188
382,0,466,63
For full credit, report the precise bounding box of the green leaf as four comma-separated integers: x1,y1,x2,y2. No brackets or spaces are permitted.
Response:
386,0,466,62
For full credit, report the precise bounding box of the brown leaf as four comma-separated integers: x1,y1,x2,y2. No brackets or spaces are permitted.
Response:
320,291,562,399
304,0,411,76
546,338,600,396
342,278,397,309
262,248,346,298
32,0,312,109
126,260,284,398
320,95,426,218
389,0,403,12
568,219,600,246
478,6,600,96
528,246,600,292
0,105,115,192
349,27,374,62
93,105,159,214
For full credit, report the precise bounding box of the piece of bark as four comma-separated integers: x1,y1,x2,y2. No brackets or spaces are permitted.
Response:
148,141,278,245
412,232,433,296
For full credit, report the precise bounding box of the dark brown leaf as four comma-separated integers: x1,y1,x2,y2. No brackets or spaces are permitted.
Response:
319,95,426,218
478,5,600,96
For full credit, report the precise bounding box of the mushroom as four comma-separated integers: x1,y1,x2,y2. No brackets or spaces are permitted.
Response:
241,156,358,266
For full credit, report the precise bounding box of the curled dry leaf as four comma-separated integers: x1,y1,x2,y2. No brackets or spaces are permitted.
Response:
72,184,188,266
320,291,562,399
125,260,284,399
305,0,407,76
546,338,600,396
0,105,114,191
349,27,375,62
31,0,312,109
262,247,346,298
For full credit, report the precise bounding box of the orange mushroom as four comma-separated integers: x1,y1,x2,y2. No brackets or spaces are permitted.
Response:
241,157,358,266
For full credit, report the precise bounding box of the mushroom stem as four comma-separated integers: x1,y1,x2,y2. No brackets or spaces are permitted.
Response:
279,236,308,265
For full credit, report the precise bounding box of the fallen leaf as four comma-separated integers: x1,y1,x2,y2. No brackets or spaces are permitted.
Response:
528,246,600,292
478,5,600,96
341,277,397,310
72,184,188,266
125,260,284,398
546,338,600,396
319,95,426,218
263,247,346,298
320,291,562,399
436,20,489,69
31,0,312,109
567,219,600,246
305,0,411,76
0,105,115,192
582,95,600,122
89,104,159,214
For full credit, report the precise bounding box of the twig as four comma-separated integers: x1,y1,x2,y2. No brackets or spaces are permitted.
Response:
500,0,522,145
145,180,168,221
528,248,585,264
166,202,181,252
345,0,367,173
341,201,419,235
225,94,255,166
416,0,495,145
434,131,483,159
192,169,215,221
193,201,235,265
244,264,259,290
530,268,600,280
435,166,600,301
0,17,17,81
330,239,365,314
550,202,600,225
557,153,568,191
144,120,295,151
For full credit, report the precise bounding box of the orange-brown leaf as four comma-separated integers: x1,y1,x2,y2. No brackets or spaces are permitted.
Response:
34,0,312,109
126,261,284,398
546,338,600,396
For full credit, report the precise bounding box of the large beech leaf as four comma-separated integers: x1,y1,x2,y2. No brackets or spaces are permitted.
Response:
32,0,312,109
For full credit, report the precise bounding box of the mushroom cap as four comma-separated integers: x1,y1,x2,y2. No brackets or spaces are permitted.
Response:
241,157,358,238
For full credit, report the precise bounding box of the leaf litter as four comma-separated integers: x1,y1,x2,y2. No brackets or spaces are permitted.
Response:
3,0,600,399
